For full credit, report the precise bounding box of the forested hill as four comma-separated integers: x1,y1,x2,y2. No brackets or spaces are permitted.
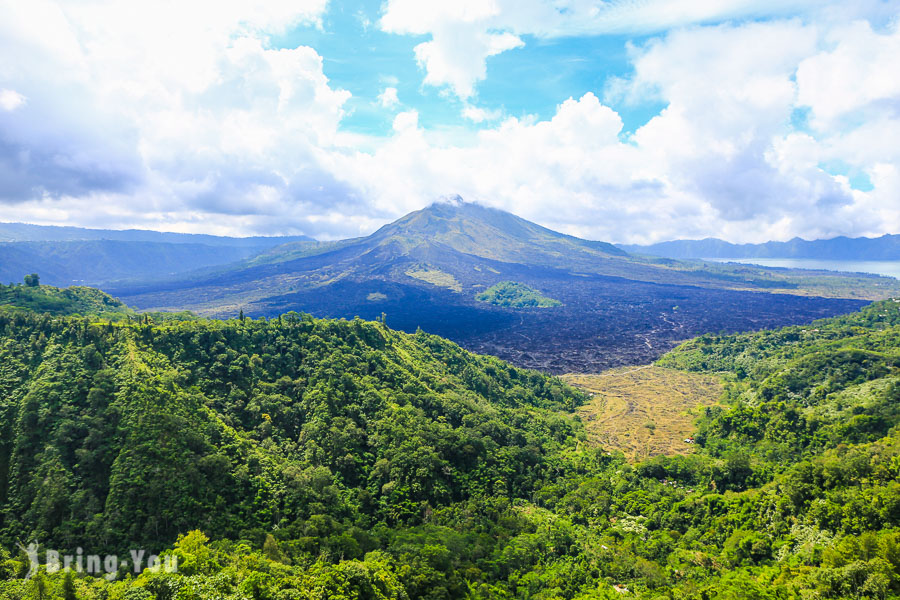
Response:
0,281,133,317
0,307,582,552
659,297,900,462
2,298,900,598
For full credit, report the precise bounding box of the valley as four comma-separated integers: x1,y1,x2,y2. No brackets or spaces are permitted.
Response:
2,285,899,599
1,201,898,600
123,263,864,373
4,2,898,596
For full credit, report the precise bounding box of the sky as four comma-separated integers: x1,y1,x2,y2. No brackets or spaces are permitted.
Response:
0,0,899,244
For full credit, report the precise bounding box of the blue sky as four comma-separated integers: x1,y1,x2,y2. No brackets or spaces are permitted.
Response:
278,1,657,138
0,0,898,243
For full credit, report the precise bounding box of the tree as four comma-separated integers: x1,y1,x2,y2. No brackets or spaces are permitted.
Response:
30,572,47,600
263,534,289,564
24,273,40,287
62,569,77,600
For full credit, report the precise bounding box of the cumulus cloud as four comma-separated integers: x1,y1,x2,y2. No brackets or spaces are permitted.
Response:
0,0,365,235
413,30,523,99
377,87,400,109
796,20,900,130
462,105,503,123
335,16,900,244
1,0,898,244
378,0,832,100
380,1,528,99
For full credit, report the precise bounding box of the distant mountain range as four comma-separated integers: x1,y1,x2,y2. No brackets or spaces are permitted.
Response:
0,221,313,245
108,200,877,372
620,234,900,260
0,222,313,286
4,203,894,371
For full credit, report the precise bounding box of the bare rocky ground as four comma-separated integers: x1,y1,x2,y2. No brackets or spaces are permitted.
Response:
250,267,865,374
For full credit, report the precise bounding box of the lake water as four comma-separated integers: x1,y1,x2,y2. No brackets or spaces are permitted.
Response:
704,258,900,279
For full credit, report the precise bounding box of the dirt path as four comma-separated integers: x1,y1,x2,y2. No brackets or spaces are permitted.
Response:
591,364,653,378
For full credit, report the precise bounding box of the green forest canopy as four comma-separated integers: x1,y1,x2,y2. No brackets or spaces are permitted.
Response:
0,280,133,317
0,286,899,599
475,281,562,308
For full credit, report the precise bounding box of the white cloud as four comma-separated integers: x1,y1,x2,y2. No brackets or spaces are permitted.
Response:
0,89,25,111
412,29,523,99
796,20,900,130
377,86,400,109
380,0,825,39
545,0,821,35
379,0,833,100
462,105,503,123
380,1,527,99
392,110,419,133
0,0,360,235
625,21,825,223
1,0,899,245
333,16,900,244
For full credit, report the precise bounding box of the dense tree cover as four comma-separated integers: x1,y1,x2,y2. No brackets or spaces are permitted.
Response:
0,280,133,317
659,298,900,468
1,295,899,598
475,282,562,308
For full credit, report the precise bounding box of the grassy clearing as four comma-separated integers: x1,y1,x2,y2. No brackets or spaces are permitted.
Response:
563,366,724,461
405,266,463,292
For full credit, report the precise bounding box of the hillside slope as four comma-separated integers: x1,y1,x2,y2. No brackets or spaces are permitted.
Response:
659,297,900,466
0,222,314,287
0,281,133,316
0,240,295,287
0,307,582,553
2,298,900,598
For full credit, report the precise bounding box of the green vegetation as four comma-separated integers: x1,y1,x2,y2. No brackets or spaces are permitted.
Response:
0,240,302,288
658,296,900,468
2,293,900,598
0,303,588,598
476,281,562,308
0,279,133,317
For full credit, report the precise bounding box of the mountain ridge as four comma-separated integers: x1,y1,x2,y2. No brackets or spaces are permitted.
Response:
244,200,627,271
0,223,317,287
621,233,900,260
0,221,313,245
